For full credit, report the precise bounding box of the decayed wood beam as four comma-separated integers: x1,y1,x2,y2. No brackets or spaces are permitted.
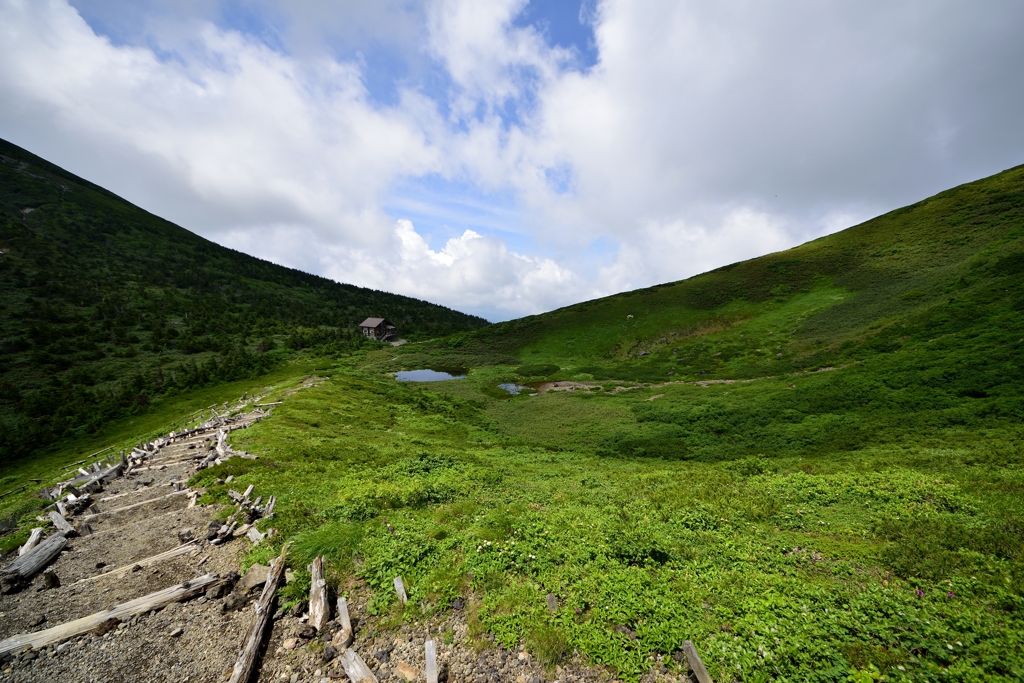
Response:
76,541,199,583
340,649,378,683
227,545,288,683
393,576,408,604
0,573,220,656
425,638,438,683
3,531,68,591
47,511,76,536
681,640,714,683
18,528,44,556
333,597,353,648
81,489,191,520
308,557,329,632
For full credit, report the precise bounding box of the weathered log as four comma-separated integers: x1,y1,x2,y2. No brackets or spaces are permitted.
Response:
77,540,199,583
394,575,408,604
242,484,254,501
425,638,438,683
55,500,68,517
47,511,76,536
340,649,378,683
246,527,265,545
333,596,353,648
18,528,44,556
308,557,329,632
681,640,714,683
81,489,191,520
0,573,220,655
264,496,276,518
227,545,288,683
4,532,67,591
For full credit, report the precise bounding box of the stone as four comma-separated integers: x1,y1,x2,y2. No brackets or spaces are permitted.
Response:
395,661,419,681
287,599,308,618
41,571,60,590
221,592,248,612
283,637,299,650
206,582,228,599
93,618,120,636
322,644,338,662
238,563,270,592
27,615,46,627
177,528,194,543
297,625,317,639
451,597,465,611
168,626,184,637
546,593,558,613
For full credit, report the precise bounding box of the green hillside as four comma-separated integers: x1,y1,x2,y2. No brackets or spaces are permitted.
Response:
0,138,488,462
3,152,1023,681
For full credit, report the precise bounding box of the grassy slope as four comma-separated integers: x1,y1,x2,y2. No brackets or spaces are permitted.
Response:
177,167,1024,681
0,138,488,462
3,157,1023,681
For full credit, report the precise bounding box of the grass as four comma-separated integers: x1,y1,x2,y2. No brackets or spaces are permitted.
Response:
3,147,1024,680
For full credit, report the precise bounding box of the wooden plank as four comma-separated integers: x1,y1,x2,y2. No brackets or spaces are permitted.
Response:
393,576,408,604
3,532,68,590
681,640,714,683
80,489,191,520
18,528,44,556
227,545,288,683
425,638,438,683
76,541,199,583
0,573,220,655
308,557,329,632
333,597,353,648
47,511,75,536
340,649,378,683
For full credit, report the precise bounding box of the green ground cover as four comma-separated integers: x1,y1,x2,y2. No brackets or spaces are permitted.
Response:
189,360,1023,682
2,144,1023,681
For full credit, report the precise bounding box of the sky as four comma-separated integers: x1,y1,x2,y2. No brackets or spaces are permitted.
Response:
2,1,1023,321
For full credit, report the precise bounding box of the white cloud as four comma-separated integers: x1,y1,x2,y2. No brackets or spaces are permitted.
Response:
2,0,1023,321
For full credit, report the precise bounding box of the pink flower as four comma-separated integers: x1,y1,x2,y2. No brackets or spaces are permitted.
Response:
915,589,924,598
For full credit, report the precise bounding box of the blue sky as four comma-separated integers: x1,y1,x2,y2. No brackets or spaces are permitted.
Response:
2,0,1024,320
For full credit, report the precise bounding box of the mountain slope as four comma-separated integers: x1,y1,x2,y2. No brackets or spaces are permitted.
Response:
0,138,488,462
420,163,1024,386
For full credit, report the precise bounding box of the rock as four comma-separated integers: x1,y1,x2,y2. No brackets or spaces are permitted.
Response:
451,597,465,611
221,591,248,612
214,478,224,485
168,626,184,637
238,563,270,592
373,645,394,664
77,523,93,535
297,625,317,639
95,562,106,569
27,614,46,627
546,593,558,613
322,644,338,662
613,625,636,640
177,528,194,543
395,661,419,681
130,564,142,573
93,618,120,636
206,582,228,599
671,650,685,664
41,570,60,590
283,637,299,650
287,599,308,618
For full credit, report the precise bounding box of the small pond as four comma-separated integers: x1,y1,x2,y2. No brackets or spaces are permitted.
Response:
394,368,468,382
497,383,535,396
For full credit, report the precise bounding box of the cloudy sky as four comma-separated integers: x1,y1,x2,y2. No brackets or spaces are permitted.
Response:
2,1,1023,320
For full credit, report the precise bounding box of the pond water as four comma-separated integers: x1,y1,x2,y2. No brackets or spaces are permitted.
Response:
498,383,534,395
394,368,467,382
